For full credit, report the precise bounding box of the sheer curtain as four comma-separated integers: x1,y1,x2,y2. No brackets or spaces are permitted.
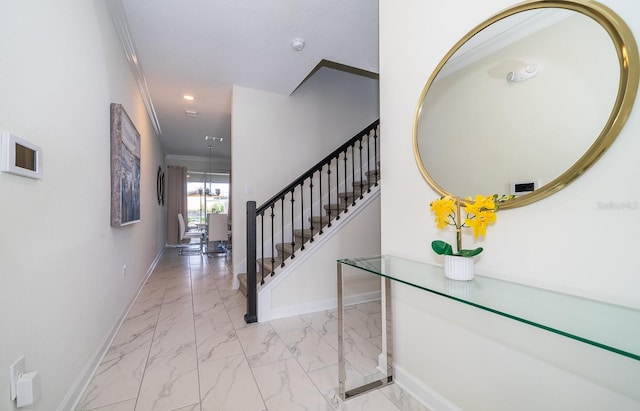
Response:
166,166,187,245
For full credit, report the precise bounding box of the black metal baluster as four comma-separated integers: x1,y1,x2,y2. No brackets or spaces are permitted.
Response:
326,162,332,227
260,210,265,285
366,132,372,193
319,166,324,234
335,154,341,220
309,175,315,241
374,127,379,185
270,204,275,276
290,188,295,258
351,144,356,207
300,180,305,250
342,150,348,214
280,196,285,267
358,139,364,199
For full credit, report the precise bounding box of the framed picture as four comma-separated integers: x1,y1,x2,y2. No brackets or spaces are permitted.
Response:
110,103,141,226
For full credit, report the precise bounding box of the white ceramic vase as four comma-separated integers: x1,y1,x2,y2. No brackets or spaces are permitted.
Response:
443,255,474,281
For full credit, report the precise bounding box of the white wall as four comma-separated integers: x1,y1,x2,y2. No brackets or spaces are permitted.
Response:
0,1,166,409
380,1,640,410
231,66,379,278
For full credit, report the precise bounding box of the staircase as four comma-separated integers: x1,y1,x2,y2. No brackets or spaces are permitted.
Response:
238,168,379,295
241,120,380,323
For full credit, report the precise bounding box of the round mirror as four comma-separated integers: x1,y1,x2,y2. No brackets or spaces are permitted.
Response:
413,0,638,209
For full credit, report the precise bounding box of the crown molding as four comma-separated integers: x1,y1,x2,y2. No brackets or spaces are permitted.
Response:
438,8,571,80
166,154,209,162
290,59,379,94
106,0,162,136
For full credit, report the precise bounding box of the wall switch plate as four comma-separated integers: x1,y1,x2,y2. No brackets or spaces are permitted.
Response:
9,356,25,401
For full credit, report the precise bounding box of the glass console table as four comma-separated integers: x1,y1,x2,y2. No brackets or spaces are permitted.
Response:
336,255,640,400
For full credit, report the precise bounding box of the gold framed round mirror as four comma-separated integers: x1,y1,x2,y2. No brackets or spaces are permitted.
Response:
413,0,638,209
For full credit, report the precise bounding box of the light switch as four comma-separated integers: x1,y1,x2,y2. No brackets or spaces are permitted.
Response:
9,356,25,401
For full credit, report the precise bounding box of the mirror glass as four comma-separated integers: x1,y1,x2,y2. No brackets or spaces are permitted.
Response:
414,2,638,208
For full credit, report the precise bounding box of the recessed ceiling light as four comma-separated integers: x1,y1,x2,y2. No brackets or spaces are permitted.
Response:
183,94,194,101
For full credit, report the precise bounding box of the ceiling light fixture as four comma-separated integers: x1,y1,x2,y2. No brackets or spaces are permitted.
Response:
205,136,224,142
291,38,305,51
183,94,194,101
185,110,198,117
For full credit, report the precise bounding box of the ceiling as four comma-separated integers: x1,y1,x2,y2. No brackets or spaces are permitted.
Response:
112,0,379,167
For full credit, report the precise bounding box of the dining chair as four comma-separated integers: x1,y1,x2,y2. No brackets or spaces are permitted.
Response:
178,213,202,255
206,213,229,257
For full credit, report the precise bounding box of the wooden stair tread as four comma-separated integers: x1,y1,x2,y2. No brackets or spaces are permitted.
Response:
323,203,348,212
338,191,356,200
257,257,285,274
275,242,303,258
293,227,320,237
352,179,377,188
365,170,380,179
309,215,334,225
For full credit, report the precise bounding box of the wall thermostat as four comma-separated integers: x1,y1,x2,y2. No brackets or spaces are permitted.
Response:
1,131,42,179
510,179,541,195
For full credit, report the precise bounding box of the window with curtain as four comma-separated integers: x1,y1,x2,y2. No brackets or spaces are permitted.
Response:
186,172,230,225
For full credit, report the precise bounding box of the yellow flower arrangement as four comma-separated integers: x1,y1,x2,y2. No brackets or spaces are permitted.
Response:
430,194,503,257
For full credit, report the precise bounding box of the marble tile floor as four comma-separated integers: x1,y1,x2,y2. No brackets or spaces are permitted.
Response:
76,248,429,411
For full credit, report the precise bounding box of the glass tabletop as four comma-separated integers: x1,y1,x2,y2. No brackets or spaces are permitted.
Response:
337,255,640,361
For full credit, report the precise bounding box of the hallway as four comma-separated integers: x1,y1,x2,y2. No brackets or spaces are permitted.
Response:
76,249,427,411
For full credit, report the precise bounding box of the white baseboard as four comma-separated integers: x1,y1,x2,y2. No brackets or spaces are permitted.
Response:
58,248,163,411
260,290,381,322
393,364,463,411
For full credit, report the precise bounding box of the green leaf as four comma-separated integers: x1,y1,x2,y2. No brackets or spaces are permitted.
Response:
431,240,454,255
457,247,483,257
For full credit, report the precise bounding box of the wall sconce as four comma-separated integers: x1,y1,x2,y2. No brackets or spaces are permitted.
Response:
506,64,538,83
